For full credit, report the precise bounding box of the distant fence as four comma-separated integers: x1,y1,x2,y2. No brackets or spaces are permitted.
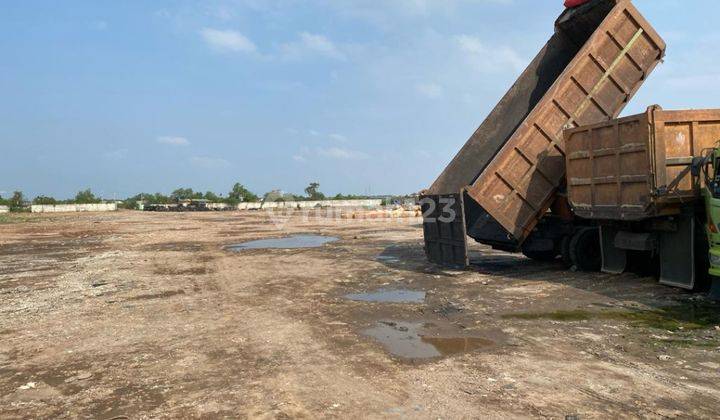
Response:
139,199,384,212
207,203,232,211
0,206,8,214
238,199,382,210
31,203,118,213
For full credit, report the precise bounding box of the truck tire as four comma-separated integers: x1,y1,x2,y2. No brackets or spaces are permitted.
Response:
570,227,601,272
521,232,559,262
560,235,573,268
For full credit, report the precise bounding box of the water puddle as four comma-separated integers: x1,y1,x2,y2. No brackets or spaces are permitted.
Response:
376,255,400,263
363,321,495,360
345,289,426,304
226,235,338,251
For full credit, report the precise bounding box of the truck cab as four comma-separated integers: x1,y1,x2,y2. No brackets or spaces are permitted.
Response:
701,147,720,297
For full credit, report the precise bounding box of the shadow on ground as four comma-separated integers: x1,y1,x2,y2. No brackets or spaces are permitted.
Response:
376,241,720,325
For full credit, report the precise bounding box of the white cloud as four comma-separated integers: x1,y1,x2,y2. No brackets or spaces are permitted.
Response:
280,32,345,60
300,32,343,58
90,20,108,31
328,133,348,142
316,147,369,160
200,28,256,53
190,156,231,169
157,136,190,146
292,146,311,162
103,149,128,160
456,34,484,54
207,6,234,21
293,145,369,161
353,29,529,108
328,0,513,27
456,34,524,72
416,83,443,99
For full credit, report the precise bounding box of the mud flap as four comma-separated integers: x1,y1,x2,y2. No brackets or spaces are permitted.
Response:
600,225,626,274
421,193,469,268
659,216,696,290
710,276,720,301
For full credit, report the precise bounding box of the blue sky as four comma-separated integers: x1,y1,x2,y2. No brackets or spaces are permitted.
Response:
1,0,718,199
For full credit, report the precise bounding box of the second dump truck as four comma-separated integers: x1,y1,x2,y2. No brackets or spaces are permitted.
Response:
421,0,665,268
565,106,720,293
422,0,720,294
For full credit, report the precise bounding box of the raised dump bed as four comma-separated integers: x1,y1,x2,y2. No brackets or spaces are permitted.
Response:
566,106,720,220
422,0,665,266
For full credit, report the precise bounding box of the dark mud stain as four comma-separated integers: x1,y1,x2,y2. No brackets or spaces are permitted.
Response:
0,239,104,261
346,289,426,304
364,321,496,361
470,255,537,273
145,242,206,252
195,255,216,263
0,361,95,398
503,301,720,331
153,266,213,276
217,229,275,237
226,235,338,251
129,290,185,301
0,267,55,276
90,384,166,419
0,275,58,291
376,245,422,264
653,337,720,348
431,301,464,317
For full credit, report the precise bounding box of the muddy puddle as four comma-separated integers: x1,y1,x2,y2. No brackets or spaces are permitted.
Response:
376,255,400,263
364,321,496,361
346,289,426,303
226,235,338,251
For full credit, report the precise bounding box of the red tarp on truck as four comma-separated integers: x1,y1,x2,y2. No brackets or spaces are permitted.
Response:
565,0,592,7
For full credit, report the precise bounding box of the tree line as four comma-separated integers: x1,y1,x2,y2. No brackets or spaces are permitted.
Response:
0,189,104,210
1,182,374,211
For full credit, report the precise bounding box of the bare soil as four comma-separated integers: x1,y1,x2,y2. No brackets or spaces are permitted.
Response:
1,210,720,419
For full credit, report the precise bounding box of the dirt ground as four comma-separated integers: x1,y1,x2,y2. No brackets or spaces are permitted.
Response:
1,210,720,419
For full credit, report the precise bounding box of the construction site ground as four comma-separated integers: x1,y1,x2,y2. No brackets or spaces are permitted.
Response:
1,210,720,419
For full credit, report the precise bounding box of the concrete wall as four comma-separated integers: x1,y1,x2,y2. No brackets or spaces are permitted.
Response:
31,203,118,213
237,202,264,210
237,199,382,210
0,206,8,214
207,203,232,210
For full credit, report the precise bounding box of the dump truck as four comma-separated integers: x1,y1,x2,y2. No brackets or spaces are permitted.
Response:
421,0,665,268
565,106,720,295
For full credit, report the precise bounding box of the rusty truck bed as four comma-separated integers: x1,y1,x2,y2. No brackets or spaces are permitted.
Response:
566,106,720,220
423,0,665,265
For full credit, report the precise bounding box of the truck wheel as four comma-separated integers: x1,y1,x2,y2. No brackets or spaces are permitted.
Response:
570,227,601,272
560,235,573,268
